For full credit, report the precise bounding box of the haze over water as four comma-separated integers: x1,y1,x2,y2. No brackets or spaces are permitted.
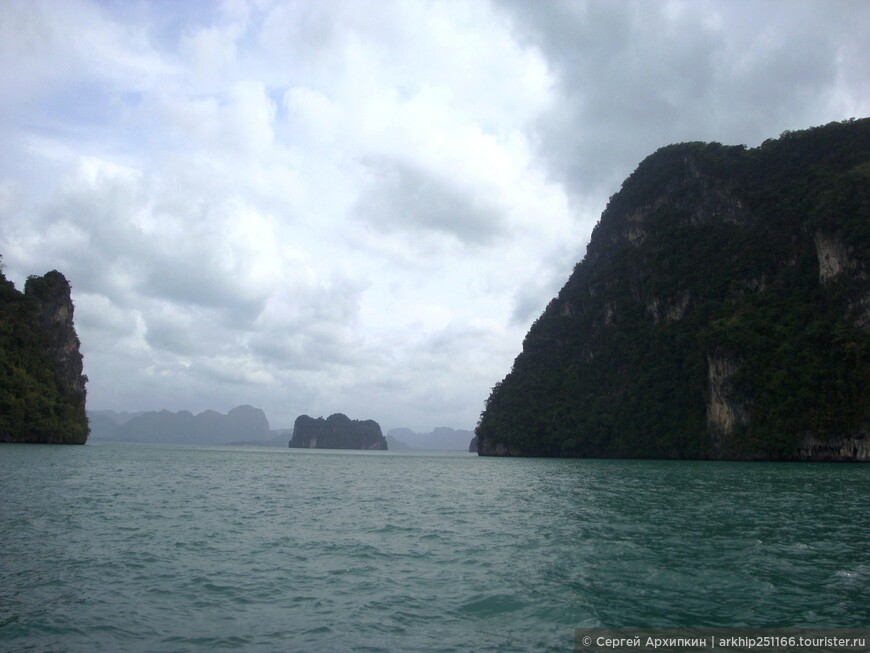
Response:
1,443,868,652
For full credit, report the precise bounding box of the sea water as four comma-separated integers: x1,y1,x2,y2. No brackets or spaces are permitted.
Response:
1,443,868,652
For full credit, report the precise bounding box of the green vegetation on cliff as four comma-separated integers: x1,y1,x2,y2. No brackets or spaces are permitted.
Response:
0,263,89,444
476,119,870,460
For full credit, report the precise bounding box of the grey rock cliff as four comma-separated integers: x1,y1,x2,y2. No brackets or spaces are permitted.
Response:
25,271,88,404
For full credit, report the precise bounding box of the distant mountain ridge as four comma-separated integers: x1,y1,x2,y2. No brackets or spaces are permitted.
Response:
386,427,475,451
89,405,271,444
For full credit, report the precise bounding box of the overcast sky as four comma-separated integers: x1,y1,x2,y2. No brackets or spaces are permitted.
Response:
1,0,867,432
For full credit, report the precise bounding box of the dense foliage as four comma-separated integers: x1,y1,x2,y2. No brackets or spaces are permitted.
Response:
476,119,870,459
0,264,89,444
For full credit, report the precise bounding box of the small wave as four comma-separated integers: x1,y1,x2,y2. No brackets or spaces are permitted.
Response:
460,593,526,617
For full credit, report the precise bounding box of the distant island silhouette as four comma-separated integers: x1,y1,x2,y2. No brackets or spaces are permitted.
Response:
88,405,278,445
289,413,387,450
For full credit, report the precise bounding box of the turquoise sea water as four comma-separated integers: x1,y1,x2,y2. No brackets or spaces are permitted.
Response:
1,443,868,652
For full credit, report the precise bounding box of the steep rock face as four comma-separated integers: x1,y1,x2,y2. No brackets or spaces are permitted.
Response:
797,432,870,461
814,232,855,284
0,268,89,444
289,413,387,450
476,119,870,460
25,271,87,400
705,353,752,456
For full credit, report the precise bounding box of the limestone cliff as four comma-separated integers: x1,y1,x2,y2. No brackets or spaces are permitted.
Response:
289,413,388,450
0,267,89,444
25,271,88,401
476,119,869,460
705,353,750,456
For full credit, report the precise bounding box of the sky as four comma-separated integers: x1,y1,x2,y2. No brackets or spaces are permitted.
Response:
1,0,867,432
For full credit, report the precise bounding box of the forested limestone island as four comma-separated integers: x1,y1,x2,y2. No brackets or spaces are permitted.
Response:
0,266,89,444
476,118,870,461
289,413,388,450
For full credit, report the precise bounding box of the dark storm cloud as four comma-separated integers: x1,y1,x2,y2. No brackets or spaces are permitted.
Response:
497,0,869,195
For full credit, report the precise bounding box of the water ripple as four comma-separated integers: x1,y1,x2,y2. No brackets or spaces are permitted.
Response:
1,445,868,652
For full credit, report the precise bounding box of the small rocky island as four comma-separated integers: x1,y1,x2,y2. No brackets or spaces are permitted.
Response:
0,267,89,444
289,413,388,450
